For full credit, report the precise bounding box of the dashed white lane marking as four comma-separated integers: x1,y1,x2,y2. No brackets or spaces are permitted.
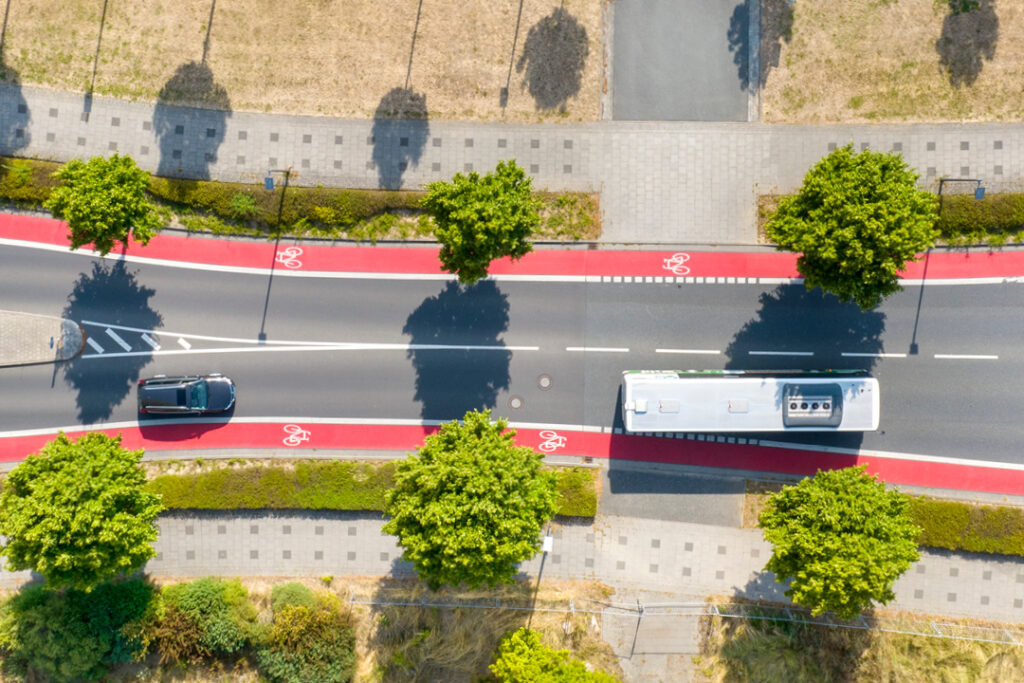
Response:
565,346,630,353
177,337,192,350
85,337,104,353
655,348,721,355
748,350,814,356
841,352,908,358
141,333,161,350
934,353,999,360
104,327,132,351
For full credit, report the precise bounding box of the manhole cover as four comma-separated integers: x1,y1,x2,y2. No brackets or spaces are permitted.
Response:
537,374,553,391
508,395,524,410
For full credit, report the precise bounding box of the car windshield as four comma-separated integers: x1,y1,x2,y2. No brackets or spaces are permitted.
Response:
188,380,208,410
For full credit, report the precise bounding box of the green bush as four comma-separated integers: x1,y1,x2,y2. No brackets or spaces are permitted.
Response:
490,627,618,682
228,191,259,219
148,461,396,510
0,579,156,682
935,193,1024,245
0,156,59,204
254,594,357,683
271,583,317,613
156,578,257,664
148,460,596,517
554,467,598,517
910,497,1024,556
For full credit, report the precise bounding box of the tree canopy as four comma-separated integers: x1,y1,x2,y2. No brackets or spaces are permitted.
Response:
490,628,619,682
0,432,164,590
766,144,939,310
383,410,558,590
44,153,162,256
422,159,541,284
759,466,921,619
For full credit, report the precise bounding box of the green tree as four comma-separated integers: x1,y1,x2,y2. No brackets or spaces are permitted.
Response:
0,578,156,682
383,410,558,590
422,159,541,284
490,627,619,682
0,432,164,590
766,144,939,310
44,153,162,255
759,466,921,619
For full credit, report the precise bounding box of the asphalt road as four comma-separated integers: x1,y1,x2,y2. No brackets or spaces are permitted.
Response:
1,247,1022,463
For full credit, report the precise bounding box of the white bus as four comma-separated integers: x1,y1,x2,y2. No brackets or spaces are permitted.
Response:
621,370,880,433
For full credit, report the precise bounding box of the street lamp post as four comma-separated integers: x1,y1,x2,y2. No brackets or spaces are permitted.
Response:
264,167,292,230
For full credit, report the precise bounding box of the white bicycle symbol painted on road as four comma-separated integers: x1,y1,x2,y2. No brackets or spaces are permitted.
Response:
282,424,311,447
276,246,304,269
538,430,567,453
662,252,691,276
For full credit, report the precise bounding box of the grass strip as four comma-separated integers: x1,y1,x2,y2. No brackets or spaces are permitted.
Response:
0,155,599,242
148,461,598,518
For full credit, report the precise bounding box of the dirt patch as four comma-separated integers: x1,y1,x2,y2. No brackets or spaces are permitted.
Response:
1,0,603,123
742,479,785,529
760,0,1024,123
755,194,781,244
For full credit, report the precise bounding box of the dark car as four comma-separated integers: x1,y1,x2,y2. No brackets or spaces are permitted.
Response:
137,374,236,415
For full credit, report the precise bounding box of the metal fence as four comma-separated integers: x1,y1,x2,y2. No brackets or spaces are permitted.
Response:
347,592,1024,652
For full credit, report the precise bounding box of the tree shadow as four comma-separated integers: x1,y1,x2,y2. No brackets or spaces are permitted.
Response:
725,286,886,373
726,0,751,91
61,261,162,424
516,7,588,112
0,15,30,155
936,0,998,87
371,87,429,190
152,61,231,180
402,281,511,420
752,0,794,91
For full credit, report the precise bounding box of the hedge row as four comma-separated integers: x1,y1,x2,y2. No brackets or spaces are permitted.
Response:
147,461,599,518
935,193,1024,246
0,155,599,242
911,496,1024,556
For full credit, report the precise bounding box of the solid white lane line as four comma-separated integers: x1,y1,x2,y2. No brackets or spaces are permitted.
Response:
841,352,907,358
934,353,999,360
748,350,814,356
80,342,541,360
655,348,721,355
85,337,104,353
565,346,630,353
104,328,132,351
140,333,161,350
177,337,192,350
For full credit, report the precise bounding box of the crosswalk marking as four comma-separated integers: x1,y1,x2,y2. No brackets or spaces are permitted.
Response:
105,328,133,351
177,337,192,350
141,333,161,350
86,337,104,353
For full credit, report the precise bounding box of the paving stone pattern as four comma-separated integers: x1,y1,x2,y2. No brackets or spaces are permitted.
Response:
4,85,1024,244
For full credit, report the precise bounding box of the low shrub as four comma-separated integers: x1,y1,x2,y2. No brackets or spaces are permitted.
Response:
910,497,1024,556
155,578,257,664
255,593,357,683
149,460,596,517
0,578,156,682
935,193,1024,246
490,627,619,682
148,461,396,510
554,467,599,517
0,156,59,205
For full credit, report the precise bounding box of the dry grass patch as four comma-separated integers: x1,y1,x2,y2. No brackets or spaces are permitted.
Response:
2,0,603,122
699,607,1024,682
761,0,1024,123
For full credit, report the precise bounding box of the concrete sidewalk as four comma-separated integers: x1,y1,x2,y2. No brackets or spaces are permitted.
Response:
0,310,83,367
3,84,1024,245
